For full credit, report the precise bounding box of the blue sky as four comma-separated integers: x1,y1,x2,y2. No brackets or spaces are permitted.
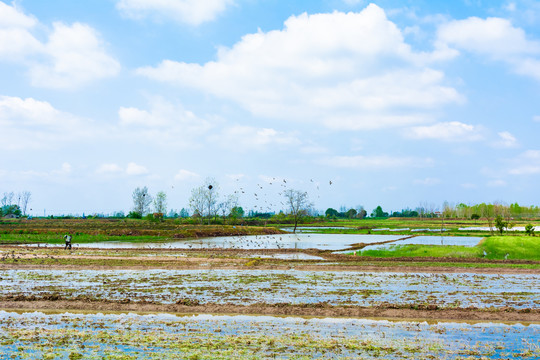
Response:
1,0,540,216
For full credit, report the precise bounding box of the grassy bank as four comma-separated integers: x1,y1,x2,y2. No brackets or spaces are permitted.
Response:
355,236,540,261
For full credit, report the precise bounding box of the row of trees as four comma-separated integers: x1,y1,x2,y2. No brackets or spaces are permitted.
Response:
129,184,540,233
130,187,167,218
130,180,313,232
1,191,31,217
324,202,540,221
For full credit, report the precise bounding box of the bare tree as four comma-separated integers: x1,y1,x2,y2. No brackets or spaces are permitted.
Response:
189,186,206,224
219,194,239,224
284,189,312,233
203,178,220,224
1,192,14,207
20,191,31,215
153,191,167,214
132,187,152,216
481,203,495,235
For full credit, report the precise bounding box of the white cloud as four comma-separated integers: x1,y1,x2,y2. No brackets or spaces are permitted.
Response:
508,149,540,175
0,95,94,150
118,97,213,148
319,155,433,169
509,165,540,175
0,3,119,88
126,162,149,176
29,22,120,89
116,0,234,26
406,121,483,141
0,2,37,28
533,115,540,122
96,163,123,174
437,16,540,80
487,179,507,187
212,126,300,150
174,169,200,181
414,177,441,186
0,2,42,60
16,163,74,181
494,131,518,148
138,4,462,130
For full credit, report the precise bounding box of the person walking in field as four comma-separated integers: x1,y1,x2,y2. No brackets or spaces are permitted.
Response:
63,234,72,250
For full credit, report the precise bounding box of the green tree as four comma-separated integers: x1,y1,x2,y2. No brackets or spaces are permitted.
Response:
179,208,190,218
230,206,244,219
371,206,387,218
525,224,535,236
495,215,507,235
325,208,339,217
346,208,357,219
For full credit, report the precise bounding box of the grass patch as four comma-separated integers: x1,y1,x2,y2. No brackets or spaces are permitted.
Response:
357,244,481,258
481,236,540,260
354,235,540,261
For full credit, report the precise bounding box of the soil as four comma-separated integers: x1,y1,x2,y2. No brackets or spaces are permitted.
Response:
1,300,538,322
2,245,539,321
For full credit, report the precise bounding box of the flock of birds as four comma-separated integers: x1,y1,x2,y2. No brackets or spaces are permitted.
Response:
181,234,312,251
225,177,334,213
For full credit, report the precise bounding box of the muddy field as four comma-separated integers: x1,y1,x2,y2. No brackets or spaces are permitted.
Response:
1,245,539,321
1,311,539,359
1,238,540,358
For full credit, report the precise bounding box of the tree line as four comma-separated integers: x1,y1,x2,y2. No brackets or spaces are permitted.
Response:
0,191,31,217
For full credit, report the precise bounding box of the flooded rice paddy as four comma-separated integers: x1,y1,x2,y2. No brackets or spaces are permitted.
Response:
0,311,538,359
1,269,538,309
31,234,407,250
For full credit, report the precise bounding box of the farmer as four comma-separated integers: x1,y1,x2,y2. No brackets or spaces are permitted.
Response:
63,234,72,250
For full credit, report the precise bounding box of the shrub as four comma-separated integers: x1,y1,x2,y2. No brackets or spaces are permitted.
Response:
126,211,142,219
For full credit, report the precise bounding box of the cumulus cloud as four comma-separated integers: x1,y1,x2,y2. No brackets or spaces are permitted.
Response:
126,162,149,176
405,121,483,141
29,22,120,89
118,97,213,148
0,95,95,150
437,16,540,80
0,2,42,60
319,155,433,169
116,0,234,25
138,4,462,130
0,3,119,88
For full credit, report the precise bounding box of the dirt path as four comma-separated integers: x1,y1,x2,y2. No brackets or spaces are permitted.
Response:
1,261,539,274
1,300,538,322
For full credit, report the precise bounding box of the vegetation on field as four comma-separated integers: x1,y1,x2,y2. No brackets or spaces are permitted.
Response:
355,236,540,261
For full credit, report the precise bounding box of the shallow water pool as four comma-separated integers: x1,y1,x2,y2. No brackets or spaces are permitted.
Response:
0,311,538,359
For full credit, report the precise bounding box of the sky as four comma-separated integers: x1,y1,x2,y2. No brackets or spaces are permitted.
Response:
1,0,540,216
